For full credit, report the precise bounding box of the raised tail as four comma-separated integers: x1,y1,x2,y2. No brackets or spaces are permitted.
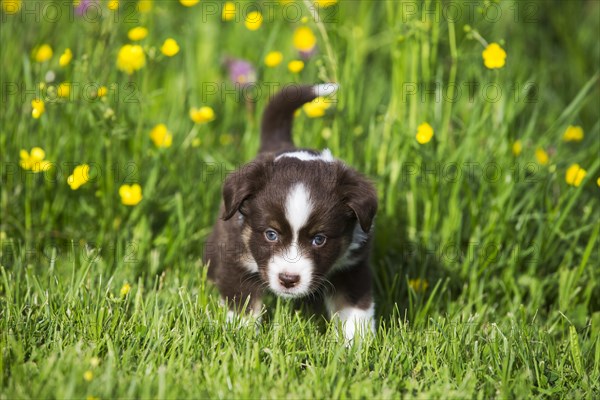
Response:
259,83,338,153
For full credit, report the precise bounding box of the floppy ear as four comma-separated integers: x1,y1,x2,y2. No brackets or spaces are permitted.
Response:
338,167,378,233
222,160,270,220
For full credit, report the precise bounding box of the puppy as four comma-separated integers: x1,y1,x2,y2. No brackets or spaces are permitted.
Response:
204,84,378,341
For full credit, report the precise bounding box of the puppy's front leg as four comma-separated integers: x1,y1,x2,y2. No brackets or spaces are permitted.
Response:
326,263,375,342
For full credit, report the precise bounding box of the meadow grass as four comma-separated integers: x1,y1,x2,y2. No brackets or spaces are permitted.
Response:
1,0,599,398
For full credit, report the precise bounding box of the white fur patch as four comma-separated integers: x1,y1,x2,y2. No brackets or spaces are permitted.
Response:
267,183,314,297
274,149,335,163
285,183,313,241
326,301,375,342
313,83,339,97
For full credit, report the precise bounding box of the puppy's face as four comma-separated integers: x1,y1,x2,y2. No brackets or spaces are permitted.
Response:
222,153,377,298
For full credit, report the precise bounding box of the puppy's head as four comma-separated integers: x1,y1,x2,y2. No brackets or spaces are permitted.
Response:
222,153,377,298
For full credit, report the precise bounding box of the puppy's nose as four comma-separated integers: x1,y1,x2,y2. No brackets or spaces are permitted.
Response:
278,273,300,288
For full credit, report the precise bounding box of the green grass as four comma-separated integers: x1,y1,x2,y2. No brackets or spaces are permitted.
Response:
1,0,599,398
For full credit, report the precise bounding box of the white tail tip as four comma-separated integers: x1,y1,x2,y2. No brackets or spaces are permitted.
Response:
313,83,339,97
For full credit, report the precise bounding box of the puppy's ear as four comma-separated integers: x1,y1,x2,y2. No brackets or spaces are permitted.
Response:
222,160,270,220
338,167,378,233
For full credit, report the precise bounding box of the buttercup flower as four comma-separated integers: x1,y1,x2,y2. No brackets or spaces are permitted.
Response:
83,370,93,382
222,1,235,21
160,38,180,57
225,58,256,87
562,125,584,142
179,0,199,6
97,86,108,97
512,140,522,156
1,0,22,14
245,11,262,31
565,164,586,187
59,48,72,66
482,42,506,69
120,282,131,297
597,177,600,188
119,184,143,206
535,148,549,165
288,60,304,73
116,44,146,75
314,0,338,7
137,0,152,12
293,26,317,53
57,83,71,98
31,99,45,119
20,147,51,172
150,124,173,148
34,44,53,62
128,27,148,41
264,51,283,68
107,0,118,10
303,97,331,118
408,278,429,293
190,106,215,124
67,164,91,190
416,122,434,144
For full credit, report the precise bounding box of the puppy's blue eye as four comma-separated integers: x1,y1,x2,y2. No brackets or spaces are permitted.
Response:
265,229,278,242
311,234,327,247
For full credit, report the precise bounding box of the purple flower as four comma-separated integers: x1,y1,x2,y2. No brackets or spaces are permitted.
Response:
74,0,97,17
299,47,318,60
224,58,257,88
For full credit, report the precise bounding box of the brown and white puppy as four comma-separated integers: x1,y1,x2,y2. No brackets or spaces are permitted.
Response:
204,84,377,341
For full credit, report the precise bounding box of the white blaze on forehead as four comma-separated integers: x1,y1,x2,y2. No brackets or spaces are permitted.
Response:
285,183,313,240
267,183,314,297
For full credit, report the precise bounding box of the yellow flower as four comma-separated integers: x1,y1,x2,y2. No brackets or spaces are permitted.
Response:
160,38,180,57
128,26,148,41
189,106,215,123
1,0,22,14
83,370,93,382
314,0,338,7
120,282,131,297
59,48,72,67
119,184,143,206
288,60,304,73
303,97,331,118
97,86,108,97
565,164,586,187
31,99,45,119
116,44,146,75
416,122,434,144
57,83,71,98
245,11,262,31
34,44,53,63
150,124,173,148
512,140,522,156
597,177,600,188
264,51,283,68
562,125,584,142
535,148,549,165
482,42,506,69
107,0,118,10
179,0,199,6
408,278,429,293
293,26,317,52
222,1,235,21
137,0,152,12
20,147,51,172
67,164,91,190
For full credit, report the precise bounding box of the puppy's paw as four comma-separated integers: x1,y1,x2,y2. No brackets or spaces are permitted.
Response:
331,303,376,345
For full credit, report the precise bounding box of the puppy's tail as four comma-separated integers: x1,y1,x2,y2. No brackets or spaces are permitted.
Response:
259,83,338,153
